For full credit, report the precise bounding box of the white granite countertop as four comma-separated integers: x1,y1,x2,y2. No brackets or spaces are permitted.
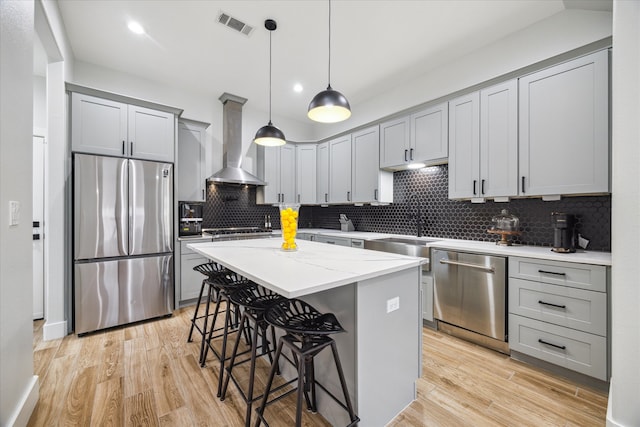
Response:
296,228,611,266
424,238,611,266
187,238,424,298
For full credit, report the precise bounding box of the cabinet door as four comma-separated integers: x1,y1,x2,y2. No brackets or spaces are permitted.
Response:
279,144,297,203
317,142,329,204
411,103,448,163
480,81,518,198
128,105,175,162
71,93,127,156
379,116,410,169
329,135,352,203
180,254,208,301
519,50,609,196
261,146,280,204
178,120,208,201
296,144,317,204
448,92,480,199
422,273,434,322
352,126,380,203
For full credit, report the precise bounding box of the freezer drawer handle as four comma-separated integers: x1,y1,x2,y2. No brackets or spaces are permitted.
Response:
538,338,566,350
538,300,566,309
439,259,495,273
538,269,566,276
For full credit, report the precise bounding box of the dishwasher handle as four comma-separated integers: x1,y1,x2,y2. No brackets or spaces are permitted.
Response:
439,259,495,273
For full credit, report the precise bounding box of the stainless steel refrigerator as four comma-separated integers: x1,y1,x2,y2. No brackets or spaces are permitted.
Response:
73,153,174,334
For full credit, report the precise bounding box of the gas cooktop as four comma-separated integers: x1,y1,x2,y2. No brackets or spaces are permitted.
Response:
203,227,273,240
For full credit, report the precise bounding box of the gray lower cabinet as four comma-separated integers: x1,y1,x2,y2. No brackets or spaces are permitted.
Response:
422,272,434,322
179,239,211,303
508,256,608,381
315,235,351,247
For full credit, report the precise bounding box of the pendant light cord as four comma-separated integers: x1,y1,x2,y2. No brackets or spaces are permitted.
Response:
328,0,332,88
269,29,273,123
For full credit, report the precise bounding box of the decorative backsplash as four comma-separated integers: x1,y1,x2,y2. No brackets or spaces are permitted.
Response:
203,165,611,252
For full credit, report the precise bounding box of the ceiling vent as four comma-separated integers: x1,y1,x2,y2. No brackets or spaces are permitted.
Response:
218,12,254,36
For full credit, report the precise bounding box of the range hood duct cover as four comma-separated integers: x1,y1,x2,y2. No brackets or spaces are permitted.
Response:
207,93,266,186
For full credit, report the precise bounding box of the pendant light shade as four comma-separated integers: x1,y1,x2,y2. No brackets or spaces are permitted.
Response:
308,0,351,123
254,19,286,146
254,121,286,147
308,85,351,123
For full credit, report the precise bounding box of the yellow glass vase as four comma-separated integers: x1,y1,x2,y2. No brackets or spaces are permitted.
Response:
279,203,300,251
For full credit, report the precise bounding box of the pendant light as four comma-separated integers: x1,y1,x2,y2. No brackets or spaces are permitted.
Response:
254,19,286,146
308,0,351,123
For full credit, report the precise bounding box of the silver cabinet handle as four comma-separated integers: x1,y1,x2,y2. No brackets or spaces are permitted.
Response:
325,193,328,203
374,189,378,200
122,141,125,155
404,149,408,162
298,194,300,203
439,259,495,273
410,148,414,161
347,191,351,201
130,141,133,155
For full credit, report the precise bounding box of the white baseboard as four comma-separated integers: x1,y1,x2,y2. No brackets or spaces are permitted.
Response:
6,375,39,427
606,378,625,427
43,319,67,341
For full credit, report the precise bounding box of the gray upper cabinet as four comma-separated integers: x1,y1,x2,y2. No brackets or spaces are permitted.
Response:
448,92,480,199
449,81,518,199
316,142,329,204
128,105,175,162
410,103,448,165
71,92,175,162
519,50,609,196
329,134,353,203
296,144,317,204
177,119,209,201
379,116,410,169
352,126,393,204
480,80,518,198
380,102,448,170
71,93,127,157
258,145,296,204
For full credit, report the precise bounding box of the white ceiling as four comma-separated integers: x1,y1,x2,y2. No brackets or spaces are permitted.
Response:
54,0,611,124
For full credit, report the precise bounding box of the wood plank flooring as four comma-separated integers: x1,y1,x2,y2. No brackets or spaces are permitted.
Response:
28,306,607,426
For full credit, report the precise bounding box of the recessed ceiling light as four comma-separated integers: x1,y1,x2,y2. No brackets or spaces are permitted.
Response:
293,83,303,93
128,21,145,35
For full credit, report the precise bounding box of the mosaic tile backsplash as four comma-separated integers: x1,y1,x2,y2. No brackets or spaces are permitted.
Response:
203,164,611,252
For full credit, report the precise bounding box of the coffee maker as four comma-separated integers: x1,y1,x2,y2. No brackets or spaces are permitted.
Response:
178,201,204,237
551,212,576,253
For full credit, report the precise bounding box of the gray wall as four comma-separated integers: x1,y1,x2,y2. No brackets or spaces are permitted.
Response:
1,0,38,424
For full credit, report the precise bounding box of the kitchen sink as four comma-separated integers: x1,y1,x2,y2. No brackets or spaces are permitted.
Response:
364,237,441,271
375,237,441,246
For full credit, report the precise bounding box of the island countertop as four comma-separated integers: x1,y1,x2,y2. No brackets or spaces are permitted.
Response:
187,237,424,298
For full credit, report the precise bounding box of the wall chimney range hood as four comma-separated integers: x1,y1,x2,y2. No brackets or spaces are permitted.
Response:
207,93,266,186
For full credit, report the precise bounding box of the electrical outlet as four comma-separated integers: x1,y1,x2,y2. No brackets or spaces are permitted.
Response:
9,201,20,226
386,296,400,313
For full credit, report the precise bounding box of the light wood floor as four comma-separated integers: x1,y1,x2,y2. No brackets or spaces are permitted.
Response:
28,306,607,426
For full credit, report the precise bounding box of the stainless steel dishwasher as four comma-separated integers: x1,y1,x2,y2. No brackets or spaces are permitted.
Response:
432,249,508,353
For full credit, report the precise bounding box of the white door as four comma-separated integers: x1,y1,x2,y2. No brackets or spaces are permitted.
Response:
33,136,45,320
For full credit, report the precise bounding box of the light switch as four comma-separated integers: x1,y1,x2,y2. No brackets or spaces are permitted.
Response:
386,296,400,313
9,201,20,226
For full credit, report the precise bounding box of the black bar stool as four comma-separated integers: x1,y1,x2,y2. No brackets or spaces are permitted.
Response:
219,283,286,427
255,299,359,427
187,262,229,364
202,271,254,396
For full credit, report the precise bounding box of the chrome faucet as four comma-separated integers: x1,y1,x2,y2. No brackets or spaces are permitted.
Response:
407,193,424,237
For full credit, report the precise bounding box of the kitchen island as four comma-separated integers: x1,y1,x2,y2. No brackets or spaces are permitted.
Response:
188,237,424,426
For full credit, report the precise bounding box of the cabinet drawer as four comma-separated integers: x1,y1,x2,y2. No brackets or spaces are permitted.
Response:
509,257,606,292
509,278,606,336
180,238,211,255
509,314,607,380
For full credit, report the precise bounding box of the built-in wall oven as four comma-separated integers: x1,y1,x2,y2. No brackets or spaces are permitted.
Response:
432,249,509,353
